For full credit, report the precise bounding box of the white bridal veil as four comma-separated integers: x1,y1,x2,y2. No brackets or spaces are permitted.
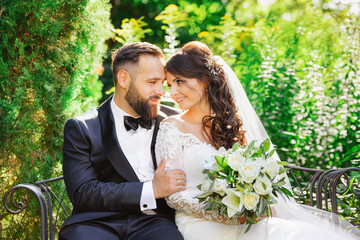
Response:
215,56,360,238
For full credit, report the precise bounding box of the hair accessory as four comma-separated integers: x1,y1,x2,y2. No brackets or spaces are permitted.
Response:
226,125,232,129
204,54,222,76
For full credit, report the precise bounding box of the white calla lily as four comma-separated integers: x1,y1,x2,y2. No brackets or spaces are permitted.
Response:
221,189,244,218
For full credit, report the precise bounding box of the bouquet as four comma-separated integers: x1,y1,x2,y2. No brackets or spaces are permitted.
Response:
196,138,292,233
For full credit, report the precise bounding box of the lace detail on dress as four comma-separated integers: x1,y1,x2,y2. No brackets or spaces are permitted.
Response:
155,121,184,170
156,120,239,225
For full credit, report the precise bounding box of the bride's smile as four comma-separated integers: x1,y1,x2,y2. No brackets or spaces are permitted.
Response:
166,72,209,112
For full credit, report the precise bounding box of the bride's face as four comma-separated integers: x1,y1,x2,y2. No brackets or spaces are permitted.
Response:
166,72,207,111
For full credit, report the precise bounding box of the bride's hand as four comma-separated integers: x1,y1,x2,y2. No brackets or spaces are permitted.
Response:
153,160,186,198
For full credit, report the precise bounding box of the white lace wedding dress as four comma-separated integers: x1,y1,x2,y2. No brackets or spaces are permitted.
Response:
156,120,360,240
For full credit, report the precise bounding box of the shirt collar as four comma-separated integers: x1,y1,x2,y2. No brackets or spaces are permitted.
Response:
110,97,140,128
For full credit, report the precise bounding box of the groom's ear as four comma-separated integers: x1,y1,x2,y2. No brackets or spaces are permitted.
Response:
117,70,131,89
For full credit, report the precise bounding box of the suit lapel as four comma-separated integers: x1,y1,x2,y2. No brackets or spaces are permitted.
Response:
151,112,167,170
98,96,139,182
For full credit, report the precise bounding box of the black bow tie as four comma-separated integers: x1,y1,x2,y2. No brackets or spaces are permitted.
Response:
124,116,152,131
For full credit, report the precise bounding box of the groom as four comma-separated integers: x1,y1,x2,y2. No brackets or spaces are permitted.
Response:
59,42,185,239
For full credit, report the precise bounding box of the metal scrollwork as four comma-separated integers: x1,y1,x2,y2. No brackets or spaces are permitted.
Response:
4,183,45,213
4,186,29,214
285,165,360,215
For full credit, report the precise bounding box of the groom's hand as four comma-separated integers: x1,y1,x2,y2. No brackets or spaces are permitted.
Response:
153,160,186,198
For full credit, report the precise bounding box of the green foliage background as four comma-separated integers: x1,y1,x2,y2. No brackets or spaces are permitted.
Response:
1,0,359,238
0,0,113,238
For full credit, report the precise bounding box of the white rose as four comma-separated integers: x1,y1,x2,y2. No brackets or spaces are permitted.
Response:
200,179,213,193
242,192,260,211
254,177,273,195
228,152,245,171
239,161,261,183
213,178,228,196
265,158,280,179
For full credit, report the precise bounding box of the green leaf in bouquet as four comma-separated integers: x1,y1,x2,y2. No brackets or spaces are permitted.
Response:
279,187,293,199
232,142,239,152
206,170,217,181
262,198,269,215
243,148,251,157
260,138,270,152
237,181,246,188
258,198,264,214
211,201,219,209
248,140,256,149
196,192,213,198
220,204,227,215
273,181,286,188
244,182,253,191
204,200,214,211
272,190,278,198
236,182,246,191
278,167,287,174
268,205,273,218
277,161,290,166
198,197,207,203
272,177,285,186
209,179,215,190
244,223,252,233
272,181,285,188
223,165,232,175
264,172,272,180
269,148,277,157
255,210,261,220
215,155,228,168
251,151,261,158
246,215,258,224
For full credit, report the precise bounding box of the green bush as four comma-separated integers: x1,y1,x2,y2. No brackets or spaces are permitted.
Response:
0,0,113,238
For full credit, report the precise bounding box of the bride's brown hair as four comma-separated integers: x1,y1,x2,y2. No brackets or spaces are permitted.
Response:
165,41,246,149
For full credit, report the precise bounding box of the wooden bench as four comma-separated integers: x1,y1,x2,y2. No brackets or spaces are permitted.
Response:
3,166,360,239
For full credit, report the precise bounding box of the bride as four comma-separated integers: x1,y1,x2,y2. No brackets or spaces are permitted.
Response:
155,41,360,240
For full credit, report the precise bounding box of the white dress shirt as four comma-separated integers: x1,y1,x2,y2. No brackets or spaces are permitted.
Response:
110,98,157,212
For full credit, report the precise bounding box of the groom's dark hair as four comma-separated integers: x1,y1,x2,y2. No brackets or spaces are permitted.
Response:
112,42,164,85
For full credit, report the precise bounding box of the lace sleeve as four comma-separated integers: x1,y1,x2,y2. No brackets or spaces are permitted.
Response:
155,121,183,170
155,121,240,225
166,187,240,225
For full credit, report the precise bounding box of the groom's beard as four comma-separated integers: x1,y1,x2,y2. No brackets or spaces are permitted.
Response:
125,82,160,121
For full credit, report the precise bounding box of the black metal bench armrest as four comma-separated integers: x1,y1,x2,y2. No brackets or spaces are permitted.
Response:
284,165,360,214
3,176,69,240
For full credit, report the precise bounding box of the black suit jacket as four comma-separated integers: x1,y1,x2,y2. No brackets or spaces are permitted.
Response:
61,96,180,228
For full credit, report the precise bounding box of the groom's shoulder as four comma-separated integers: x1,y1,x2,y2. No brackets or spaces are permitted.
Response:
64,108,99,131
73,108,99,122
67,96,112,124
